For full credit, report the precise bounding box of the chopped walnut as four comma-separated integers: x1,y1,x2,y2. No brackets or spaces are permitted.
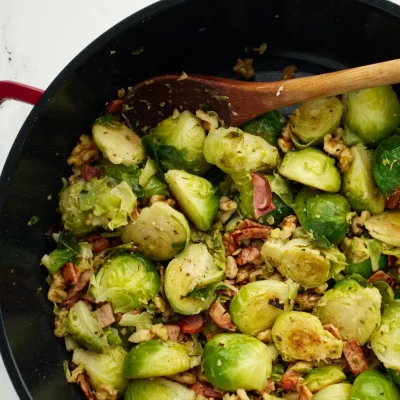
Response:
281,64,297,80
94,384,118,400
225,256,238,279
67,134,99,167
323,128,353,172
217,196,238,223
168,371,197,385
249,268,264,282
149,194,176,208
295,293,321,311
278,124,294,153
233,58,255,80
352,211,371,235
256,329,273,343
196,109,219,131
280,215,298,240
48,272,68,303
236,268,250,283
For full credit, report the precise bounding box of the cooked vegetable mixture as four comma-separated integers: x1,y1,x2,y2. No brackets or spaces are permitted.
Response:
42,83,400,400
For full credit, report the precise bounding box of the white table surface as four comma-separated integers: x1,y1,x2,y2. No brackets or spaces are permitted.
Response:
1,0,400,398
0,1,157,398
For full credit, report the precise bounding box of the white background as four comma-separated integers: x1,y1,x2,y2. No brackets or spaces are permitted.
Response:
1,0,400,398
0,1,157,397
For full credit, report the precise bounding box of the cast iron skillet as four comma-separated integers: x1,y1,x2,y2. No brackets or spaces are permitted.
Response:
1,0,400,398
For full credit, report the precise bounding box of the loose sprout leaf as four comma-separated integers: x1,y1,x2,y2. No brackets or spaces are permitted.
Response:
313,383,352,400
58,230,80,253
118,312,153,330
139,157,158,187
28,215,39,226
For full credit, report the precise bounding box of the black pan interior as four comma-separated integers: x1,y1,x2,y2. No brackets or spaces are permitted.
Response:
1,0,400,398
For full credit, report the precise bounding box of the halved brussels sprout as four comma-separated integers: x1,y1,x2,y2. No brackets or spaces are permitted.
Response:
124,340,192,379
165,170,218,231
364,211,400,247
294,188,351,248
89,253,160,313
92,115,145,166
372,134,400,196
60,178,136,236
151,110,210,175
67,301,109,352
165,241,225,315
241,110,285,146
303,366,346,392
279,148,341,192
314,279,381,345
342,143,385,214
125,378,195,400
289,97,343,147
272,311,343,361
230,280,298,336
371,300,400,370
313,383,352,400
72,347,128,394
351,370,400,400
342,86,400,146
122,202,190,261
261,237,346,288
203,127,279,179
203,333,272,391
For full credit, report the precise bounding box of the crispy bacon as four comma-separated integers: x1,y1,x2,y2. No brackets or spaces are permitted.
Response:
61,262,80,285
222,232,239,256
279,369,301,391
62,294,81,310
367,270,395,288
79,375,95,400
323,324,342,340
82,164,101,181
299,385,313,400
106,99,123,114
236,246,260,265
164,324,181,341
188,382,224,399
252,172,275,219
84,235,110,253
388,255,397,268
95,303,116,328
68,269,93,300
343,339,368,375
231,226,272,242
209,303,235,331
386,188,400,210
179,314,205,334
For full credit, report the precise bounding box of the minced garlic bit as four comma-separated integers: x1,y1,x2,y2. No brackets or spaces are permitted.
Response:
276,85,284,97
323,127,353,172
225,256,238,279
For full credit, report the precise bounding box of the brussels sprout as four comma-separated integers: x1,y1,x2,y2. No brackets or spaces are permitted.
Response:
230,280,298,336
303,366,346,392
364,211,400,247
345,255,387,279
372,134,400,196
67,301,109,352
313,383,352,400
150,110,210,175
342,143,385,214
101,161,168,199
125,378,195,400
289,97,343,147
165,170,218,231
124,340,192,379
261,237,346,288
271,311,343,361
165,241,225,315
92,115,145,166
314,279,381,345
203,127,279,180
122,202,190,261
342,85,400,146
279,148,341,192
351,370,400,400
203,333,272,391
72,347,128,394
371,300,400,370
294,188,351,248
89,253,160,313
60,178,137,236
241,110,285,146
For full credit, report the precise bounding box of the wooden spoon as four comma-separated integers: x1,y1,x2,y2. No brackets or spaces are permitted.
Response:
123,59,400,133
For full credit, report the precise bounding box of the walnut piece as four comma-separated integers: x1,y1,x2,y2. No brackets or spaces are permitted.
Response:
352,210,371,235
278,124,294,153
280,215,298,240
281,64,297,80
67,134,100,167
323,128,353,172
48,272,68,303
233,58,255,80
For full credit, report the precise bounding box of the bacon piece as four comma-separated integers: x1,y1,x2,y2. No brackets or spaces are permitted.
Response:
82,164,101,181
279,369,301,391
323,324,342,340
68,269,93,299
367,270,394,288
299,385,313,400
231,226,272,242
252,172,275,218
236,246,260,265
179,314,205,334
164,324,181,341
188,382,224,399
95,303,116,328
222,232,239,256
61,262,80,285
343,339,368,375
209,303,235,331
62,294,81,310
388,255,397,269
85,235,110,253
79,375,95,400
106,99,123,114
386,188,400,210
